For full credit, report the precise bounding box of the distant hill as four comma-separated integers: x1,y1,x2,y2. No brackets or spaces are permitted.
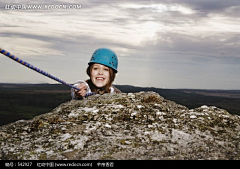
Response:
0,83,239,126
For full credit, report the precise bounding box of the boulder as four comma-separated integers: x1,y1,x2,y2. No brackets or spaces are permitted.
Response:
0,92,239,160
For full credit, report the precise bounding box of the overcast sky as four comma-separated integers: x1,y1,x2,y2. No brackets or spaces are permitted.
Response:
0,0,240,89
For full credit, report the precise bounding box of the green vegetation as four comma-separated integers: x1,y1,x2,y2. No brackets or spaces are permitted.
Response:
0,83,71,125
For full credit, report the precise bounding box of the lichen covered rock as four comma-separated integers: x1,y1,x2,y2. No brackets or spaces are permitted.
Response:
0,92,239,160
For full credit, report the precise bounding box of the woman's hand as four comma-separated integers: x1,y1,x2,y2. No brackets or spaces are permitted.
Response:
74,83,88,98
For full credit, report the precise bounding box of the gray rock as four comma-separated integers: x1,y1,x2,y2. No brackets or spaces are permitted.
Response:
0,91,239,160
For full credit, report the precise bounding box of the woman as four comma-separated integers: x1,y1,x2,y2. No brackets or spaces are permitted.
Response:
71,48,121,99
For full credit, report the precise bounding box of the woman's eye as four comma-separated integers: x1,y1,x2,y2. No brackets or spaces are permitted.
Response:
105,69,109,71
93,67,98,70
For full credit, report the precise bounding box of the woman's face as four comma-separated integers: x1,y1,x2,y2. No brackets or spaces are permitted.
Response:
91,63,110,88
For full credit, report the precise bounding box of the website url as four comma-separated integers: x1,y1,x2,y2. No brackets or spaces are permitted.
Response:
4,4,82,10
36,162,92,167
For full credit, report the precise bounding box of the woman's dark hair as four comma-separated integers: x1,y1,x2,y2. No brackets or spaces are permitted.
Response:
86,64,116,94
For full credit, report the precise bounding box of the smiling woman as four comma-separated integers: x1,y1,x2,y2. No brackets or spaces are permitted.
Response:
71,48,121,99
89,64,110,88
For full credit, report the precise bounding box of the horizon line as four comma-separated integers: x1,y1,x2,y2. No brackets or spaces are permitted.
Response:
0,82,239,91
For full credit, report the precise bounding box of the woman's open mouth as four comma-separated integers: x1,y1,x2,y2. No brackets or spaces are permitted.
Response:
96,77,104,81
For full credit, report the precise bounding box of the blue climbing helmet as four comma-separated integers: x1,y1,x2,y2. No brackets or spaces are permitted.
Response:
88,48,118,73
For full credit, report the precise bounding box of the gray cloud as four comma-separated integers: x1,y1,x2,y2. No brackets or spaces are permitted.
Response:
0,0,240,89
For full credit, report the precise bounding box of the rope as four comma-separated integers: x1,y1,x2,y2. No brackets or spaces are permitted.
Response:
0,48,95,97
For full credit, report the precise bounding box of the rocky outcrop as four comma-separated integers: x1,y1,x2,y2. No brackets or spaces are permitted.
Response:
0,91,240,160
